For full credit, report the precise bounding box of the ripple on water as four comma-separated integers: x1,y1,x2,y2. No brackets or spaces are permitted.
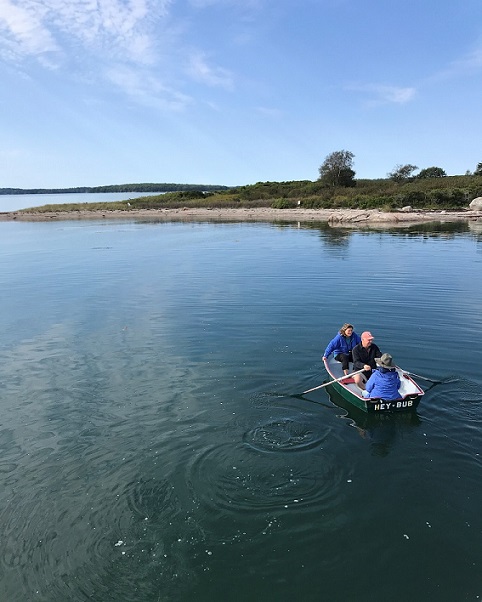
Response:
185,427,344,518
243,416,327,453
124,477,182,526
1,473,199,601
426,379,482,421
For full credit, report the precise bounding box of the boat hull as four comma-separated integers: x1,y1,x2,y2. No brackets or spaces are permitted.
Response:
330,379,421,413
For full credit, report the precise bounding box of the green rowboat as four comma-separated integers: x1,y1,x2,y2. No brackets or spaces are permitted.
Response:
323,356,424,413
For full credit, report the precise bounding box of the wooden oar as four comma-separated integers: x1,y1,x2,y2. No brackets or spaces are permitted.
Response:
302,369,365,394
400,369,441,384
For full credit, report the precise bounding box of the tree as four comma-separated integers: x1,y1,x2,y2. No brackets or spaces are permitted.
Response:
388,164,418,182
474,162,482,176
417,166,446,179
318,150,356,187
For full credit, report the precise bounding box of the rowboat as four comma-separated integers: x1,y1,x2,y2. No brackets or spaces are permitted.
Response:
323,356,424,413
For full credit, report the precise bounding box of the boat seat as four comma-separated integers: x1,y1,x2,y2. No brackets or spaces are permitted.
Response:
341,377,356,384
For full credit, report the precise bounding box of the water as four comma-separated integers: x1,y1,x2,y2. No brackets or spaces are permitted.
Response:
0,192,162,212
0,218,481,601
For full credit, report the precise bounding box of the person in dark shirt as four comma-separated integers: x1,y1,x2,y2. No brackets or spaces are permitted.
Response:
352,331,382,390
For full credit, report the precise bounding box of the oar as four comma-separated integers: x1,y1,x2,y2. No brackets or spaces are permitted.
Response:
400,369,441,384
302,369,365,394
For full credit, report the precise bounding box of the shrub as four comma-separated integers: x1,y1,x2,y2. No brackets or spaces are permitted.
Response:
450,188,466,206
271,198,297,209
400,190,427,207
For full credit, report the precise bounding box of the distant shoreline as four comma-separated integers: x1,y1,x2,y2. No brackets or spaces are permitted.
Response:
1,207,482,226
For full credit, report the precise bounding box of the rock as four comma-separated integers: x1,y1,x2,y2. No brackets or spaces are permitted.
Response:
328,210,398,224
367,212,398,223
469,197,482,210
400,206,413,212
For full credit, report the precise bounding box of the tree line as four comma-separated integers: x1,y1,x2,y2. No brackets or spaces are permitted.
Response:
318,150,482,187
0,183,229,195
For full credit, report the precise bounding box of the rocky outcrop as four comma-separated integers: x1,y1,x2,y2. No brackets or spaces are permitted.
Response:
469,197,482,210
326,208,482,228
328,210,399,224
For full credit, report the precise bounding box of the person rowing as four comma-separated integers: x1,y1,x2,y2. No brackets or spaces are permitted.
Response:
351,331,382,390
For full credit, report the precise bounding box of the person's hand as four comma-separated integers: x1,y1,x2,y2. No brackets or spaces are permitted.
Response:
364,364,371,371
322,356,326,361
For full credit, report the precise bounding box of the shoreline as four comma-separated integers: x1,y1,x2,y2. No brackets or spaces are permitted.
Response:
1,207,482,226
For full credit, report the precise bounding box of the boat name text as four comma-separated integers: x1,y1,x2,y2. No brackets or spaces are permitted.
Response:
373,399,413,411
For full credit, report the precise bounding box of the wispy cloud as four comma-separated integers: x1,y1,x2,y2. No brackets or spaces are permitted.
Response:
0,0,243,110
255,106,284,118
433,40,482,81
106,64,192,111
187,52,234,89
0,0,59,63
347,83,417,106
461,44,482,70
0,0,172,66
1,0,244,110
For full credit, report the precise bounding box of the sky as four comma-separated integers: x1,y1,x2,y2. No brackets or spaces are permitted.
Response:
1,0,482,189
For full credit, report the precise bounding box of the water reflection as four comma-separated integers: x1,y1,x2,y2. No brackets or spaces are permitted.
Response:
267,219,482,251
322,220,471,237
468,220,482,240
324,387,422,457
134,216,482,248
273,219,475,237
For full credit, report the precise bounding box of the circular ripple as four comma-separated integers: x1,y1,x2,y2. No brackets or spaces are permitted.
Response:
185,439,344,517
243,417,326,453
124,477,182,526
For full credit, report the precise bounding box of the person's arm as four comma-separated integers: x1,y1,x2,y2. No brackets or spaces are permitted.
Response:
323,335,338,359
367,345,382,369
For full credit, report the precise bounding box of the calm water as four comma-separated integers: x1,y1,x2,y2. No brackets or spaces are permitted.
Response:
0,192,162,212
1,218,481,602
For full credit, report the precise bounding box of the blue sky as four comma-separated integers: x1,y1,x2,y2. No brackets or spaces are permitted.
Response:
1,0,481,188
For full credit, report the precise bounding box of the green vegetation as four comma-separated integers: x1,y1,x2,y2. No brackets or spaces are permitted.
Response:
19,173,482,214
417,167,447,179
387,164,419,182
7,153,482,213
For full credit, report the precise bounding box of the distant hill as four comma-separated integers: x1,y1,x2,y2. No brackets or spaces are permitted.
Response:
0,183,231,195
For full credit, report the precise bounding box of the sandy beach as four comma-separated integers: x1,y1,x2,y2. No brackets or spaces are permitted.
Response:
1,206,482,226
